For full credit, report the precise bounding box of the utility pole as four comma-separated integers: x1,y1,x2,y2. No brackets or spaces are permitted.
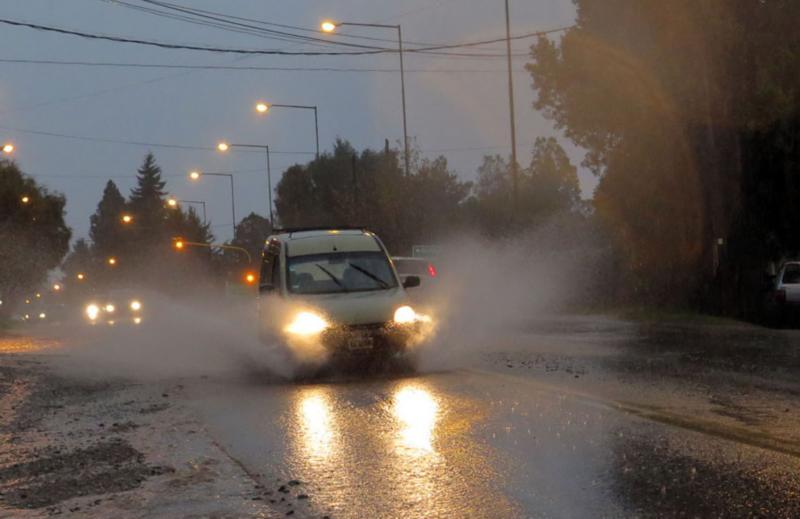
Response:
505,0,519,219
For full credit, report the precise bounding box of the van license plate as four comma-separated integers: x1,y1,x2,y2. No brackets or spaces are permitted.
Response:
346,335,374,350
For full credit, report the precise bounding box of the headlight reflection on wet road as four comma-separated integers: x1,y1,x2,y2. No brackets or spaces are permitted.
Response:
393,386,439,455
297,389,337,461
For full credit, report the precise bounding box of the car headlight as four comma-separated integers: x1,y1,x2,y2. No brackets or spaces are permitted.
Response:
130,300,142,312
85,304,100,320
394,305,417,324
285,311,329,336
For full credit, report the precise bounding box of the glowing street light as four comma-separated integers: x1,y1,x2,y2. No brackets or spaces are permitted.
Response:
121,214,133,224
20,195,30,204
2,143,14,154
107,257,117,266
216,141,274,226
244,271,257,285
188,169,236,236
321,19,409,175
53,283,62,292
253,101,319,159
77,273,85,281
173,238,185,250
167,198,207,224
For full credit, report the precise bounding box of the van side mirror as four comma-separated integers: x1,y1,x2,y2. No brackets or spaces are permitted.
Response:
403,276,421,289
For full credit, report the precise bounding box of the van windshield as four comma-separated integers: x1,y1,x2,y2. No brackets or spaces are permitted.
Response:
287,251,398,294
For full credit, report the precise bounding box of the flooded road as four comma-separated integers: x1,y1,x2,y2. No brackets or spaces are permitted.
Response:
189,367,800,518
3,316,800,517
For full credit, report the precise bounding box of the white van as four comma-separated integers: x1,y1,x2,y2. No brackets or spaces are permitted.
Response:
257,228,430,365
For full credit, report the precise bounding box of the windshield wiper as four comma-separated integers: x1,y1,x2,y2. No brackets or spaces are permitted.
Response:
316,264,348,292
348,263,390,289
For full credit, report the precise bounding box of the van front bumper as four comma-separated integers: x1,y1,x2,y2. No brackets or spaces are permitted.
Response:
321,323,414,355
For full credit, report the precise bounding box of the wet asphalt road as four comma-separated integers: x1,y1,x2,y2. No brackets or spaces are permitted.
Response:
189,365,800,518
4,316,800,517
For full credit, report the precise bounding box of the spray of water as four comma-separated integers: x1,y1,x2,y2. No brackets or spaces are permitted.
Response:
46,220,605,382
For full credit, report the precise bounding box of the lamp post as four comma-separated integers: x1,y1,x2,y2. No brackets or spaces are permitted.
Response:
254,102,319,159
504,0,519,218
217,142,273,226
189,170,236,236
322,20,409,175
2,143,14,154
167,198,208,224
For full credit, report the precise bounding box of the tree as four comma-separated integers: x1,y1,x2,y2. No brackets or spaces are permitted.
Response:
89,180,126,262
470,138,580,235
0,160,71,310
274,140,472,254
525,137,580,217
231,213,272,265
128,152,166,220
524,0,800,307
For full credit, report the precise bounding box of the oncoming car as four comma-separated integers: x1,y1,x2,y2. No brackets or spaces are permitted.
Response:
84,290,144,326
258,228,433,369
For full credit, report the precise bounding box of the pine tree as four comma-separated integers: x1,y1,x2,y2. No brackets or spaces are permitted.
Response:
128,153,167,230
89,180,126,260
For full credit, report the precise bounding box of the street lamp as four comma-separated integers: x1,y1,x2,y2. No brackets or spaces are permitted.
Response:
217,141,273,226
107,257,117,266
189,170,236,236
167,197,208,224
20,195,30,204
253,101,320,159
321,20,409,175
76,273,85,281
121,214,133,224
53,283,62,292
2,143,14,154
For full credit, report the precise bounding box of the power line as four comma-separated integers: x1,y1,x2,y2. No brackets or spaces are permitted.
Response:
0,124,316,154
0,57,533,73
28,168,266,179
0,17,568,58
104,0,386,51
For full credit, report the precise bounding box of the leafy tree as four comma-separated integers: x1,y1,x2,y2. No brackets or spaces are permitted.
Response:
0,160,71,310
470,138,580,235
525,137,580,217
231,212,272,265
524,0,800,307
274,140,471,254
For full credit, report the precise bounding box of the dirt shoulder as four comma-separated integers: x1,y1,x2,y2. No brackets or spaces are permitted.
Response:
0,351,280,518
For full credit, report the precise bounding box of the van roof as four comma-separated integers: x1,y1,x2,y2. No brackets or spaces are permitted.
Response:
270,229,382,257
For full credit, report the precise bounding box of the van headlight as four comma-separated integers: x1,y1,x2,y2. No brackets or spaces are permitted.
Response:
394,306,417,324
285,311,329,336
85,304,100,321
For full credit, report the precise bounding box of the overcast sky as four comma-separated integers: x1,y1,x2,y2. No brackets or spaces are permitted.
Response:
0,0,589,242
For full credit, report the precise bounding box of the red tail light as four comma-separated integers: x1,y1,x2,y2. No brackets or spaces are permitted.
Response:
776,289,787,303
427,263,437,278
